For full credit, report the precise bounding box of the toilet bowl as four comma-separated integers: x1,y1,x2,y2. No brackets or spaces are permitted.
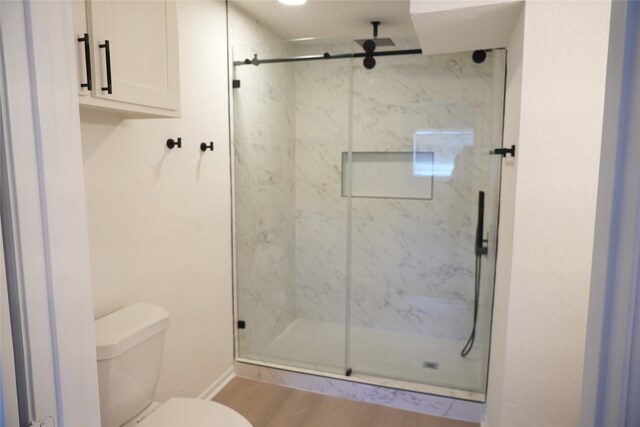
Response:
94,303,251,427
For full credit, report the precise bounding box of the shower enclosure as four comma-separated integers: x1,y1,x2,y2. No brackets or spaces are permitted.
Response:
231,37,506,400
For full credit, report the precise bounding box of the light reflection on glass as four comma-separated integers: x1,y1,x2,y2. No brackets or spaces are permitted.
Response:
413,129,474,177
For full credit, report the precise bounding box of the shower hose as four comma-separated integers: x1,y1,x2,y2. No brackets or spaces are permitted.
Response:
461,242,483,357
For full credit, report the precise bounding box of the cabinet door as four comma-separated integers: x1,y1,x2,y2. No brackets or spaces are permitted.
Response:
87,0,179,111
72,0,90,97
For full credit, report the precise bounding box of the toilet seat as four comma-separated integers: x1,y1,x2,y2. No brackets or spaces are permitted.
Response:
137,397,252,427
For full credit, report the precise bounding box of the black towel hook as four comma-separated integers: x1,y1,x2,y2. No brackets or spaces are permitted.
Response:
200,142,214,152
166,138,182,149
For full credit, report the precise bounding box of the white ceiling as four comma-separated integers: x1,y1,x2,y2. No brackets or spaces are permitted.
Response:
229,0,416,41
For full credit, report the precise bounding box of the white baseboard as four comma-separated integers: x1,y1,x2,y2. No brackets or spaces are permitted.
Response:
198,366,235,400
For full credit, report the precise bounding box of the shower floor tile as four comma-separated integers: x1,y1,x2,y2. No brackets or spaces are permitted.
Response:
260,318,485,394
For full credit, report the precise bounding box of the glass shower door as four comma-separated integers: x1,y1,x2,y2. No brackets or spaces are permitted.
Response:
232,39,353,375
346,47,506,395
231,34,507,398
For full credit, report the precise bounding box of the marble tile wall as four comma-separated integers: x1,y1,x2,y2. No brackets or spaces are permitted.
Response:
293,44,353,328
294,45,504,349
232,40,297,357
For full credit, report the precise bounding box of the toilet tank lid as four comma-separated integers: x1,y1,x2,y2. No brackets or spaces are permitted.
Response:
95,303,170,361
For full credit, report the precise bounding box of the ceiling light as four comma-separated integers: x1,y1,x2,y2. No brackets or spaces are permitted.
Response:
278,0,307,5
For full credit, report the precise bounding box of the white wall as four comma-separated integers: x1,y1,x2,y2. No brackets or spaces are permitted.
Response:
81,0,232,401
487,1,611,426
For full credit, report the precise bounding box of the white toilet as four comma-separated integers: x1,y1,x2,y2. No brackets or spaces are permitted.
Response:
95,303,252,427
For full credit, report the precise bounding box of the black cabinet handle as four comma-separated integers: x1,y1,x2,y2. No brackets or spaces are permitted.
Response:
77,33,92,90
99,40,112,94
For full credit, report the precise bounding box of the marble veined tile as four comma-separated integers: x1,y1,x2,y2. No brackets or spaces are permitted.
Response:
295,181,349,221
236,224,294,282
349,289,472,340
235,184,295,239
236,268,295,355
295,140,345,189
294,250,346,294
296,286,347,323
234,142,294,190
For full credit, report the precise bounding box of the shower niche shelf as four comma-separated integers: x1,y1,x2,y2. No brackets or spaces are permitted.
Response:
341,151,434,200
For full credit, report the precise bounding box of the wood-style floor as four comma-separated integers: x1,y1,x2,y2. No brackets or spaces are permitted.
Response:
213,377,478,427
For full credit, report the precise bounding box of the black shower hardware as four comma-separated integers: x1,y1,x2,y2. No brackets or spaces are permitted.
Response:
166,138,182,149
462,191,488,358
355,21,396,48
472,50,487,64
236,44,499,69
99,40,113,94
77,33,92,90
490,145,516,158
236,49,423,67
235,21,420,69
362,35,376,69
358,21,397,70
200,142,214,152
475,191,488,256
363,55,376,70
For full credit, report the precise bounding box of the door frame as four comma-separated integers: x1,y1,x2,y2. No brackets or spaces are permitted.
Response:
581,1,640,425
0,1,100,426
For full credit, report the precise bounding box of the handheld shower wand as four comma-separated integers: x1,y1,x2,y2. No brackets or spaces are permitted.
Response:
462,191,488,357
475,191,488,256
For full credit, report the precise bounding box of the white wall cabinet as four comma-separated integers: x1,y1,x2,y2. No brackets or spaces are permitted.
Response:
73,0,180,117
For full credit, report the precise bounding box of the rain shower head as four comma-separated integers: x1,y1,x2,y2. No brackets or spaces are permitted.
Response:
355,21,395,49
355,38,395,48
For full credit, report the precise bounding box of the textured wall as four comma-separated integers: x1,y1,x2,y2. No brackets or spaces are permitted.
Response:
486,1,611,426
81,0,232,401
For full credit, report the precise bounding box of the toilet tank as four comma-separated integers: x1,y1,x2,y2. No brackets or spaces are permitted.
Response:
95,303,170,427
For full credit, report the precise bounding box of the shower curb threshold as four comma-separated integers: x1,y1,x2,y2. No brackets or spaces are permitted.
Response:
234,359,486,423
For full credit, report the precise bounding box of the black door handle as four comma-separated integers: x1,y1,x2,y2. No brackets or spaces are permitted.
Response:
490,145,516,157
99,40,112,94
77,33,92,90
